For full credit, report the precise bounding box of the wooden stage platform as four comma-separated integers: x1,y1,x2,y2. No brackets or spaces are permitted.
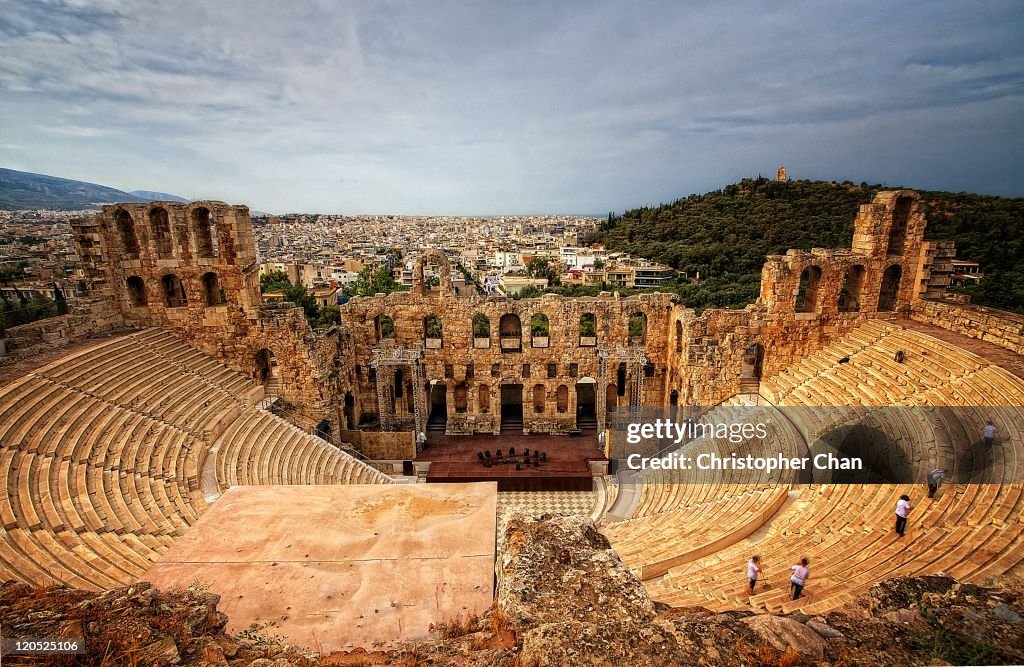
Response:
418,430,604,491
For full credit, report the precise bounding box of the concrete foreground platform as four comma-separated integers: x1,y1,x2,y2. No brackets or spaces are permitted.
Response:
143,483,497,651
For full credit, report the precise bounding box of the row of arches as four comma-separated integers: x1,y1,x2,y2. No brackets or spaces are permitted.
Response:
426,381,595,420
372,311,648,346
450,383,573,415
794,263,902,314
114,206,221,261
125,272,226,308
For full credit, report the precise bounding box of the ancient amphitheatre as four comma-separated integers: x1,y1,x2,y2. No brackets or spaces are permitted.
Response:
2,189,1024,660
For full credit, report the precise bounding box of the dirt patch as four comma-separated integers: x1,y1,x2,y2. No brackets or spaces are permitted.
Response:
352,494,471,525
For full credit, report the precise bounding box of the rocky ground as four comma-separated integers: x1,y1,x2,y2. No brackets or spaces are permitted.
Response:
2,513,1023,666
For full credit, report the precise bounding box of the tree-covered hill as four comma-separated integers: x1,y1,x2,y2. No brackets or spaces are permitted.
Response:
587,178,1024,313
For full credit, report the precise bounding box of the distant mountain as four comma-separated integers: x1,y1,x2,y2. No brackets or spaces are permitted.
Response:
129,190,190,203
0,168,185,211
0,168,145,211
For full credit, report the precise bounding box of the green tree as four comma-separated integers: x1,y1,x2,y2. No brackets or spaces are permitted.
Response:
579,313,596,337
260,270,291,293
348,267,406,297
584,178,1024,313
315,304,341,329
525,257,560,285
424,315,443,338
0,293,57,333
530,313,549,337
472,313,490,338
512,285,543,299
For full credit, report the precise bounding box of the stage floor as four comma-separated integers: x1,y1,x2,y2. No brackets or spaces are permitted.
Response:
419,431,603,490
143,484,496,652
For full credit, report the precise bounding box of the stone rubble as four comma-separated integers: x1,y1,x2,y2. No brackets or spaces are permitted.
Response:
4,515,1023,666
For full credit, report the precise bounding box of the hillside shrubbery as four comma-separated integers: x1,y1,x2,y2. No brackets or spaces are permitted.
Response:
587,178,1024,313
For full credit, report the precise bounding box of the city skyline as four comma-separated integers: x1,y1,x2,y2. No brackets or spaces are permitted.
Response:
1,1,1022,215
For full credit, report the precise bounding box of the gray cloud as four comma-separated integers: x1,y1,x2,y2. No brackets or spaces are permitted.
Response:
0,0,1021,214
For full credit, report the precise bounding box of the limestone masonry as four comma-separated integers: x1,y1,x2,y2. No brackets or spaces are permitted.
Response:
48,190,1017,454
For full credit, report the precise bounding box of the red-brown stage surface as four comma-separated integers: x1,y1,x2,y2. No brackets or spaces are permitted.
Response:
143,484,497,652
419,432,604,491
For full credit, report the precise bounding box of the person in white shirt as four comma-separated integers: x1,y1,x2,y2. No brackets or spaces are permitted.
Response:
927,469,946,499
984,421,998,448
790,557,810,600
895,494,911,536
747,555,762,594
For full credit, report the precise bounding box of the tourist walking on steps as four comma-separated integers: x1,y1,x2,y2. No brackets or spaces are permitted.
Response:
747,555,762,594
790,558,810,600
927,469,946,499
895,494,911,536
984,420,999,448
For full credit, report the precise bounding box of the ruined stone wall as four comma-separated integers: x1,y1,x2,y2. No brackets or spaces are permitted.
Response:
59,189,941,438
911,299,1024,355
663,304,872,406
71,203,334,425
759,190,925,317
337,430,417,460
668,190,930,405
0,299,123,364
340,290,674,434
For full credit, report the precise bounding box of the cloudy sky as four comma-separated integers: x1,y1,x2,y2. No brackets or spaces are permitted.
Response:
1,1,1022,214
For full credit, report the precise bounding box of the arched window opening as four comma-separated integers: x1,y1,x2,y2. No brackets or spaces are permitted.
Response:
532,384,545,414
149,207,173,258
201,272,225,306
795,266,822,313
741,344,764,380
161,274,187,308
454,383,468,414
887,196,912,256
616,362,627,397
628,312,646,343
478,385,490,414
579,312,597,346
191,206,218,258
115,209,140,257
530,313,549,347
473,313,490,348
878,265,902,312
126,276,147,307
556,385,569,413
254,349,278,385
499,313,522,351
839,265,865,312
376,314,396,340
424,315,443,347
